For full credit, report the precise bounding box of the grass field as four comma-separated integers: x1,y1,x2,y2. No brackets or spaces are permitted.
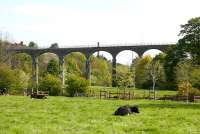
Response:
0,96,200,134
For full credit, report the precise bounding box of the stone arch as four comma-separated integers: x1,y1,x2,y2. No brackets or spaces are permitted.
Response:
142,49,164,58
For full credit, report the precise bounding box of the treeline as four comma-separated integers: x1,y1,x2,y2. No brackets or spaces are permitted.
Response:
0,17,200,95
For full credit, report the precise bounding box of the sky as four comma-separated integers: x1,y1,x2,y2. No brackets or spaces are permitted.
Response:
0,0,199,64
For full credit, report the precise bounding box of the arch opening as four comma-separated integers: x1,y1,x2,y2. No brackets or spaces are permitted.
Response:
142,49,163,58
116,50,139,66
38,52,59,80
116,50,138,88
90,51,113,87
64,52,86,78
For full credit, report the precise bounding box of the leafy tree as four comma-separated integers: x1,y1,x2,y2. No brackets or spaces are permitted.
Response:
164,45,187,89
178,17,200,65
190,66,200,89
39,74,62,96
11,69,30,94
65,74,89,97
135,56,152,89
38,53,59,77
10,53,32,73
65,52,86,77
0,40,11,63
50,43,59,48
0,64,15,91
46,59,60,76
90,56,112,86
116,65,134,87
28,41,38,48
175,60,192,84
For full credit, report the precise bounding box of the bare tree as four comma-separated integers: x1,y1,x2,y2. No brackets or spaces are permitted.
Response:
148,60,163,99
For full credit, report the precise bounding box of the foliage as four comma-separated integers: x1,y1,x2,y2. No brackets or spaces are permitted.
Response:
38,53,59,77
177,81,200,98
175,60,192,83
116,65,134,87
11,69,30,94
65,52,86,77
11,53,32,73
39,74,62,96
0,64,15,91
0,40,10,63
91,56,112,86
28,41,38,48
178,17,200,65
163,45,187,89
135,56,152,89
50,43,59,48
65,74,89,97
46,59,60,76
190,66,200,89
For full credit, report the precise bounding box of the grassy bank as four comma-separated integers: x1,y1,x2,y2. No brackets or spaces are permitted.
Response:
0,96,200,134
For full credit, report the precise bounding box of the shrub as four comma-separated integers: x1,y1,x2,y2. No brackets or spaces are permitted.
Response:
0,64,15,92
65,74,89,97
177,81,200,100
11,69,30,94
39,74,62,96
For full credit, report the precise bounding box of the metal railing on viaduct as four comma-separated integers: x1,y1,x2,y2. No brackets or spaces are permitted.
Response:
7,43,173,87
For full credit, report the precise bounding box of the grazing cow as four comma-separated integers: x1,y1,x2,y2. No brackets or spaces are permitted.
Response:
114,105,139,116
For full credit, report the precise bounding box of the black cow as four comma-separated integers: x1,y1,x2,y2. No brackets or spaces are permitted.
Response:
114,105,139,116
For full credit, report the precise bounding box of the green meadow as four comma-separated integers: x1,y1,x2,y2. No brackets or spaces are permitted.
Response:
0,95,200,134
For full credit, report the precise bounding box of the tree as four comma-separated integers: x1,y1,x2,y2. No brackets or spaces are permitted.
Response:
65,74,89,97
0,64,15,91
28,41,38,48
178,17,200,65
50,43,59,48
116,65,134,87
39,74,62,96
148,60,164,99
11,69,30,94
46,59,60,76
135,56,152,89
164,45,187,89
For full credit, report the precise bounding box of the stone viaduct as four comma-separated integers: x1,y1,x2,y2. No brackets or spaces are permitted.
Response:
7,43,172,88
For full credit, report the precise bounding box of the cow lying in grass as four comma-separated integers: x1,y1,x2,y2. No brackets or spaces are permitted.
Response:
114,105,139,116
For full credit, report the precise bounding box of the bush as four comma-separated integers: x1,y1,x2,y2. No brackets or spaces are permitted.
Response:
39,74,62,96
11,69,30,94
65,75,89,97
177,81,200,99
0,64,15,92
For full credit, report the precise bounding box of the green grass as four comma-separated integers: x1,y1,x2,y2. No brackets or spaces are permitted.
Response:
0,96,200,134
